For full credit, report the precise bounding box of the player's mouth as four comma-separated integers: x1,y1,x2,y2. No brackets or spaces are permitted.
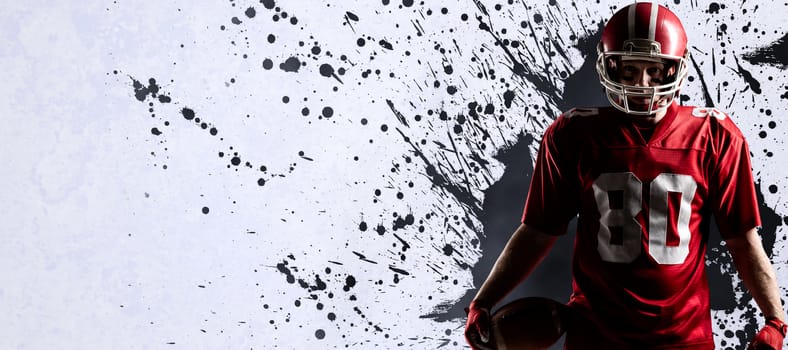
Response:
629,98,651,110
628,96,667,111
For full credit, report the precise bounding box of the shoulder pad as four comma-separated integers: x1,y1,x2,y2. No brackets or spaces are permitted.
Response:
563,107,600,120
690,107,728,121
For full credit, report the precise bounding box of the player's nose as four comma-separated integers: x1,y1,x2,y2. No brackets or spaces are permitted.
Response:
633,71,652,87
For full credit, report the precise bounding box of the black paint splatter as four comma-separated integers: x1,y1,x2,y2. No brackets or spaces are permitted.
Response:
280,57,302,72
743,33,788,69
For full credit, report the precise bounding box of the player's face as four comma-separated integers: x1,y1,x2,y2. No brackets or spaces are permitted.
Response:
616,59,677,112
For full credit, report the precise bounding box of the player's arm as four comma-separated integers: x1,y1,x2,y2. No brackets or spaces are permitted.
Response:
472,223,558,309
726,227,784,321
465,114,573,349
473,114,570,310
725,227,787,349
706,117,787,348
465,223,557,346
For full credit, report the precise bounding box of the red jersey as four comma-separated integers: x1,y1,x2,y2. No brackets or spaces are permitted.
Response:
521,102,761,349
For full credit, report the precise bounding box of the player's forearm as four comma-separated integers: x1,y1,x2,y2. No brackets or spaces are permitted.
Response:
726,228,785,321
472,223,558,309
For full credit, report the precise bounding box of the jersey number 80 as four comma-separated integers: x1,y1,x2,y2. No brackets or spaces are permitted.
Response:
592,172,697,265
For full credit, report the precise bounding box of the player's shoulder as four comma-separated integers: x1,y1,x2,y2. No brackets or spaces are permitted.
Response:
559,106,618,121
546,106,620,139
676,105,746,139
553,106,618,130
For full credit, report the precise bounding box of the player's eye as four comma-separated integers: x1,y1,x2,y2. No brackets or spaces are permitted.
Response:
620,67,637,81
646,67,664,84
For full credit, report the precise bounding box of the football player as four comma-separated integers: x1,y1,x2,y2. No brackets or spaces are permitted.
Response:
465,3,786,349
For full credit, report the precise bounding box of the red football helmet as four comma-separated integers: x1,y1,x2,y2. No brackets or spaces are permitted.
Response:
596,2,689,115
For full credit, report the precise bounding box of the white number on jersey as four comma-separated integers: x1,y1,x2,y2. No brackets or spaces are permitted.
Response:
593,172,697,265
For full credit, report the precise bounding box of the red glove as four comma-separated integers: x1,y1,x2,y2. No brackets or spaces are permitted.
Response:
464,300,493,350
749,317,787,350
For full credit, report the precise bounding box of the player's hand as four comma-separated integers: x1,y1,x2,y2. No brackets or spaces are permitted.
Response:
464,300,493,350
748,317,787,350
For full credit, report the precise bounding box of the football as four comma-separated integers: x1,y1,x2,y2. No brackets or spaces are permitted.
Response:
488,297,568,350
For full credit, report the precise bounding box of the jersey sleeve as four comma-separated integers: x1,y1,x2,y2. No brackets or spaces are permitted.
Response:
521,115,580,235
709,126,761,240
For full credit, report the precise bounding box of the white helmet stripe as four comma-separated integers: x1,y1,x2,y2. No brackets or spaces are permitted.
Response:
628,4,636,39
648,2,659,40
